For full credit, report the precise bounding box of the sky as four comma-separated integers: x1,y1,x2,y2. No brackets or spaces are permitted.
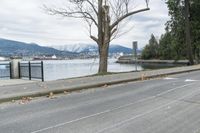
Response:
0,0,169,49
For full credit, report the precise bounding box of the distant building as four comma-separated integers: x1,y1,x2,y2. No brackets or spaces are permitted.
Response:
33,55,58,60
52,55,57,59
119,52,124,56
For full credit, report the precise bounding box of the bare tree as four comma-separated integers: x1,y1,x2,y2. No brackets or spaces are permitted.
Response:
44,0,150,73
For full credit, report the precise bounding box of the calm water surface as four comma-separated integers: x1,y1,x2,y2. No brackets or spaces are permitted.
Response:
43,59,143,81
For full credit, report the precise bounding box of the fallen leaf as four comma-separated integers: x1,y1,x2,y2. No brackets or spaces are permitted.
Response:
64,91,68,94
48,92,56,99
103,84,108,87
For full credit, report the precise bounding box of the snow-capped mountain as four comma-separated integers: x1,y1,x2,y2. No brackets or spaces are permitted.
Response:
52,44,97,53
51,44,133,54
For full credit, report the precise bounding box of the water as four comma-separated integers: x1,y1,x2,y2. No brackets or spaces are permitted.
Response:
0,59,177,81
43,58,143,81
0,62,10,79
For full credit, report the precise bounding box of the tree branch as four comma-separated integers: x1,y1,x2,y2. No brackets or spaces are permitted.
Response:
85,0,98,15
110,7,150,30
45,7,98,26
90,35,98,43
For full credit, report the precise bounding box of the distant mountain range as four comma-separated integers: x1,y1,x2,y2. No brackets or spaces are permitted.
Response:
51,44,133,54
0,38,75,57
0,38,134,57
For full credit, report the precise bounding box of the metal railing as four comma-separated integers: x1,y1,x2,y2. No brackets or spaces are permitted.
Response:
19,61,44,81
0,62,12,79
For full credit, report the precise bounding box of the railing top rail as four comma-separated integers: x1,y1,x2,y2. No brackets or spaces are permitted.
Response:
0,63,10,65
30,63,42,64
20,61,43,63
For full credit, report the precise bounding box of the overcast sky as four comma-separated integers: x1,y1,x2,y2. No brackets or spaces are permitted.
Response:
0,0,169,48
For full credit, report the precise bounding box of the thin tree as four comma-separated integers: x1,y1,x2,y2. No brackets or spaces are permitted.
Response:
184,0,194,65
44,0,150,73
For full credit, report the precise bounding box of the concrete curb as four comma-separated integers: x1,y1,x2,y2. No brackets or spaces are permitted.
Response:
0,67,200,104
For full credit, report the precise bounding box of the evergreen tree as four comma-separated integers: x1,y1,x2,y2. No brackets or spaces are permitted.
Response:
159,32,175,60
165,0,200,62
142,0,200,61
142,34,159,59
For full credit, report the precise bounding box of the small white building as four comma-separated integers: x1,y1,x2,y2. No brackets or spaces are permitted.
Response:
52,55,57,59
119,52,124,56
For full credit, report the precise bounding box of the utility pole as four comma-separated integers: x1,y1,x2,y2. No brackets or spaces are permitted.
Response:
133,41,138,71
184,0,194,65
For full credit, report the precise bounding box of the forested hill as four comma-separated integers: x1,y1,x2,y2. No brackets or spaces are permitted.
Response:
0,38,75,57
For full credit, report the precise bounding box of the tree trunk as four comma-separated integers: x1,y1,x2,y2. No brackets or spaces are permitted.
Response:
185,0,194,65
98,44,109,73
97,4,110,74
197,48,200,63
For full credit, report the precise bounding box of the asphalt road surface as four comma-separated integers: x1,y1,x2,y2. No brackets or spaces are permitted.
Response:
1,71,200,133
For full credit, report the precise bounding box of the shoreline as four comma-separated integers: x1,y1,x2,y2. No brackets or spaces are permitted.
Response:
117,56,189,66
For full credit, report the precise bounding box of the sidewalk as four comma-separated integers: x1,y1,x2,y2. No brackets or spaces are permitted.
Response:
0,79,36,86
0,64,200,103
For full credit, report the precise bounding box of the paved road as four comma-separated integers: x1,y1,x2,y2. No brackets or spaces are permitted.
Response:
0,71,200,133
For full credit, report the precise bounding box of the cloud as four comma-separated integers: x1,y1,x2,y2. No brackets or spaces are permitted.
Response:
0,0,169,48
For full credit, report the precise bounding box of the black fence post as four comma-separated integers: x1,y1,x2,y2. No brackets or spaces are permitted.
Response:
29,61,31,80
9,62,12,79
18,62,21,79
41,61,44,82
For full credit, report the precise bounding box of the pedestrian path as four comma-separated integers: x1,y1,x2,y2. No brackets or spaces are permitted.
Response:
0,79,36,86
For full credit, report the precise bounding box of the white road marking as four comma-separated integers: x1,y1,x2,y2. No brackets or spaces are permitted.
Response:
164,77,178,80
30,110,111,133
30,83,195,133
156,83,194,96
96,87,200,133
185,79,198,82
